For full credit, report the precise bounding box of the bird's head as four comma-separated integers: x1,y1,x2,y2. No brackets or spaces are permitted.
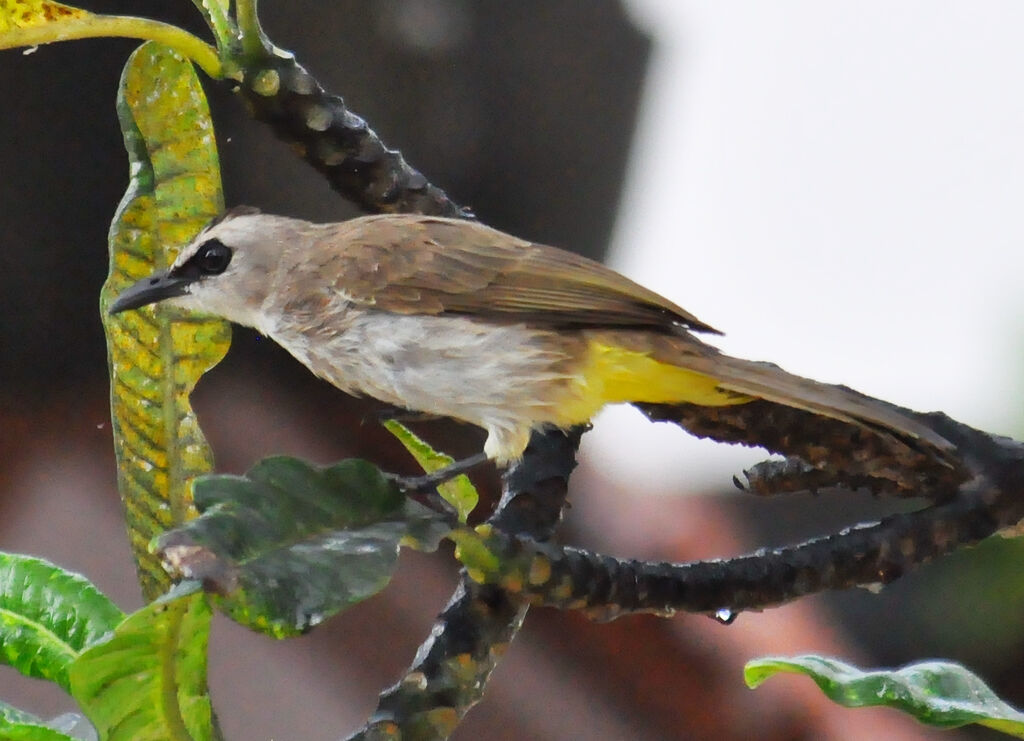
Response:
109,206,301,328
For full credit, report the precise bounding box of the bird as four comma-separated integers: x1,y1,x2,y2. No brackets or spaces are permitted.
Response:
110,207,953,484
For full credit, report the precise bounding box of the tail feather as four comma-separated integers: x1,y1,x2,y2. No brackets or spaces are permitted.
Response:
706,354,955,457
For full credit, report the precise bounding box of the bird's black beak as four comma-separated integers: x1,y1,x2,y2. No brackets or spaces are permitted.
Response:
109,271,192,314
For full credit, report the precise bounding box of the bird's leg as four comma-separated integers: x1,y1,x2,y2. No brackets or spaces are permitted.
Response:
387,451,491,494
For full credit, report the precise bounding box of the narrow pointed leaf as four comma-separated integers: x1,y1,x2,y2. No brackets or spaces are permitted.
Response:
0,553,123,692
68,594,213,741
100,42,228,600
746,655,1024,737
382,420,479,522
156,456,452,637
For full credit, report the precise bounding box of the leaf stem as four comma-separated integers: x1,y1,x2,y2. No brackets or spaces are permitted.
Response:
190,0,234,53
0,16,222,78
233,0,268,58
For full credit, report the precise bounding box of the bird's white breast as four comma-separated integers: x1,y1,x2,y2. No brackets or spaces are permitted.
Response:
262,307,573,462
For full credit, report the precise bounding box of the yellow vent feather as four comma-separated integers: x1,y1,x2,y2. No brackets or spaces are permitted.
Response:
553,340,750,427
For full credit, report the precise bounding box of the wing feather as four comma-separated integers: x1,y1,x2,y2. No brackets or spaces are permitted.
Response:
317,214,721,334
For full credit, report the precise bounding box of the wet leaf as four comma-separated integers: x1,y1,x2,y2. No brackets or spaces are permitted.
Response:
746,655,1024,737
100,42,228,599
0,709,77,741
1,703,44,727
68,593,213,741
0,553,123,692
156,456,452,637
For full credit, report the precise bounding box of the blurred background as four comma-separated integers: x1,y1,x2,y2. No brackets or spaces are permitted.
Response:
2,2,1024,739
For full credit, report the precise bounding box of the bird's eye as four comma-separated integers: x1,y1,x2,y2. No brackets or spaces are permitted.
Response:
195,239,232,275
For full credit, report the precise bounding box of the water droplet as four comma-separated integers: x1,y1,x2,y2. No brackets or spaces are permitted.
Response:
713,608,737,625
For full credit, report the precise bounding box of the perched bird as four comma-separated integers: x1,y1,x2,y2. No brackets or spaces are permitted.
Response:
110,207,952,478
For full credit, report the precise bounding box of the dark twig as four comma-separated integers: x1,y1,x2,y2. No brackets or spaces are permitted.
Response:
640,400,968,497
734,457,908,498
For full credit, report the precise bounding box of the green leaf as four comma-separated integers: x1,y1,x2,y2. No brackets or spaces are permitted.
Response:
745,655,1024,737
382,420,479,523
68,594,213,741
101,42,229,601
447,526,504,589
0,708,95,741
0,553,123,692
155,456,452,637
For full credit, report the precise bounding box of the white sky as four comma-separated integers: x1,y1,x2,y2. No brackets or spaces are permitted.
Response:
583,2,1024,491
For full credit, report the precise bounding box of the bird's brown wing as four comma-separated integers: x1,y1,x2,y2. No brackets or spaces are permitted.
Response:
318,214,721,334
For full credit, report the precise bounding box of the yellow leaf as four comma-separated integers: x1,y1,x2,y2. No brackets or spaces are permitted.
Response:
101,43,228,600
0,0,89,32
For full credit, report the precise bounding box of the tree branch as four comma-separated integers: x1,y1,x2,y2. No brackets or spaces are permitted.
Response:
461,409,1024,619
233,51,471,218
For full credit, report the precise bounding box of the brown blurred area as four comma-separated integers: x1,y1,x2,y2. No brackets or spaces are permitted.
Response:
1,2,1017,739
